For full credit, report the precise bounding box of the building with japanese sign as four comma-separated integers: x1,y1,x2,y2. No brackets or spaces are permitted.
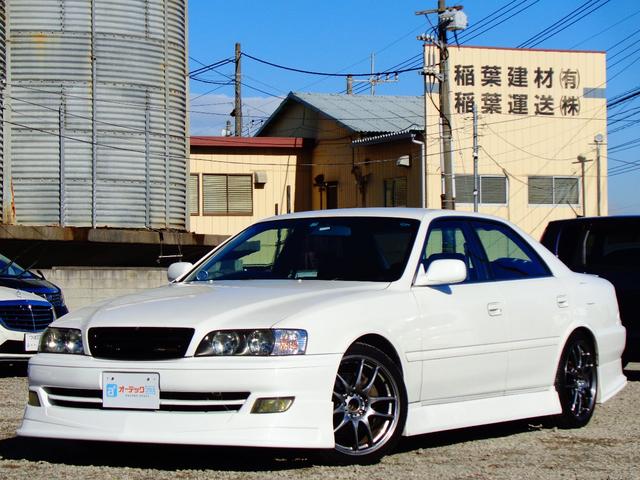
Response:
199,45,608,240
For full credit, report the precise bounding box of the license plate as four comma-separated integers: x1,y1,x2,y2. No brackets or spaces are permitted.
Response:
102,372,160,410
24,333,42,352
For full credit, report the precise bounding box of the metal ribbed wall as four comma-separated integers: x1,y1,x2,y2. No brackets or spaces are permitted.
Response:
4,0,187,229
0,3,5,217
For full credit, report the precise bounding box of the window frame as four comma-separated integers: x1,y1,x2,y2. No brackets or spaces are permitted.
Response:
202,173,254,217
455,174,509,205
527,175,580,206
188,173,200,216
384,176,408,208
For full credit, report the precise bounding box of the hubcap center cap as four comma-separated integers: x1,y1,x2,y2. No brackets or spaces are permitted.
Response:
345,393,367,415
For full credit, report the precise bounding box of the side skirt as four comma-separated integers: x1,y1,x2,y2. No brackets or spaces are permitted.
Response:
403,388,562,437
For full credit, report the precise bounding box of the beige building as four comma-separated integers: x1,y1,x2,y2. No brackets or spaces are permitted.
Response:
189,136,311,236
256,45,607,239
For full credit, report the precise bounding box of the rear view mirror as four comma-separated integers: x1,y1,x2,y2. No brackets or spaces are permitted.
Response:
414,259,467,287
167,262,193,282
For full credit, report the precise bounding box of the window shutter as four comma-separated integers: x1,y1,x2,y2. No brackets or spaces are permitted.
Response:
394,177,407,207
455,175,474,203
188,175,199,215
203,175,227,214
227,175,253,214
481,176,507,204
528,176,553,204
554,177,579,204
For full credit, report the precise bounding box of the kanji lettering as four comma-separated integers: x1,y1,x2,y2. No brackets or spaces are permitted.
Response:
560,96,580,116
560,69,580,89
481,65,502,87
508,94,528,114
481,93,502,114
454,65,475,86
534,95,554,115
508,66,528,87
454,92,475,114
534,67,553,88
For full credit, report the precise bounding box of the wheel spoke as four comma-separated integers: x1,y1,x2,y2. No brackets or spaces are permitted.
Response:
363,366,380,394
351,419,360,451
370,411,395,420
370,395,396,403
360,418,374,447
336,373,350,392
355,359,365,389
334,415,350,434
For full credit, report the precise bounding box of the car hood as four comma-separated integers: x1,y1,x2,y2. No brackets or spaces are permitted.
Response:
55,280,390,332
0,285,50,303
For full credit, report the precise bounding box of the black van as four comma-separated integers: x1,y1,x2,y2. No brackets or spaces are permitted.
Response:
0,253,69,318
541,216,640,364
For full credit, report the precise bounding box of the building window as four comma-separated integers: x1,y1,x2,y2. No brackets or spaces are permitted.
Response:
188,174,199,215
326,182,338,209
384,177,407,207
528,176,579,205
203,174,253,215
456,175,508,204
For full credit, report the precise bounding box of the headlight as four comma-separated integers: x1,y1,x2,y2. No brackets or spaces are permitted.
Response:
195,329,307,356
39,327,85,355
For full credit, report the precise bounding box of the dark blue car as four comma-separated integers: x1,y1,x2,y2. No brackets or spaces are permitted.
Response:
0,253,68,318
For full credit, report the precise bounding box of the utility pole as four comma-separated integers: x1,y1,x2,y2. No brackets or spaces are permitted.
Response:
346,75,353,95
574,155,592,217
594,133,603,216
352,53,399,95
416,2,466,210
234,42,242,137
472,103,479,212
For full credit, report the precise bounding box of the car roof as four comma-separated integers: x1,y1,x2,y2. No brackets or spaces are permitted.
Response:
259,208,510,224
547,215,640,226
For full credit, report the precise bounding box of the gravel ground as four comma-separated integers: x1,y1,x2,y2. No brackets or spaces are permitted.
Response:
0,363,638,480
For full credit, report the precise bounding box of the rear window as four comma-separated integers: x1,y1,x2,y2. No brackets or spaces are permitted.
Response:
585,223,640,269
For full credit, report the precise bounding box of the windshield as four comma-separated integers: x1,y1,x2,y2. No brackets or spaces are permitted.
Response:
0,253,34,279
184,217,420,282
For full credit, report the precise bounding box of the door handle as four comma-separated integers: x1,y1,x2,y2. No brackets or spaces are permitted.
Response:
557,295,569,308
487,302,503,316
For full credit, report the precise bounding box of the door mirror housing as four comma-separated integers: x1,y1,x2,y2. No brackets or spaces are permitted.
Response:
414,259,467,287
167,262,193,282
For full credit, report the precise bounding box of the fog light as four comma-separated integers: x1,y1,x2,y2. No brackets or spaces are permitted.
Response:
251,397,294,414
28,390,41,407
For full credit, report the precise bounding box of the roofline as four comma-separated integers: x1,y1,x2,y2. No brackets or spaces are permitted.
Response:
452,44,606,55
190,136,306,149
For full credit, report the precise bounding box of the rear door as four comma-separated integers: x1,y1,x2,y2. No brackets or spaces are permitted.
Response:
469,220,569,393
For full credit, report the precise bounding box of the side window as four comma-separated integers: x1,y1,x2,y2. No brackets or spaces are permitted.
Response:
422,220,484,283
471,221,551,281
585,224,640,269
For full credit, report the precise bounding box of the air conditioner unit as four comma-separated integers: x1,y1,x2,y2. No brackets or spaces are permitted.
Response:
254,171,268,185
396,155,411,167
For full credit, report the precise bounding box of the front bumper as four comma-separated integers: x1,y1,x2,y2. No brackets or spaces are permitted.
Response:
19,353,340,449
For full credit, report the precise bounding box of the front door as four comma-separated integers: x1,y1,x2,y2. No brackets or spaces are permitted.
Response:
411,219,508,403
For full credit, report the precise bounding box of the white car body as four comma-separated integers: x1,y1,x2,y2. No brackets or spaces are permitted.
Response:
0,286,56,361
19,209,626,456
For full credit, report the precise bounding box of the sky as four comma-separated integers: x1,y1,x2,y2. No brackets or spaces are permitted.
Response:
187,0,640,214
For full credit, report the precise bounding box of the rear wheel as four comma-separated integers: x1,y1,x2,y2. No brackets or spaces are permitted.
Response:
555,332,598,428
329,343,407,464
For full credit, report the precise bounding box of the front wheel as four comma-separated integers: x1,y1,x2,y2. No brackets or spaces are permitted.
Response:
555,332,598,428
329,343,407,464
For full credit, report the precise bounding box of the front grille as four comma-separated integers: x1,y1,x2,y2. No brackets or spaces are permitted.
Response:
88,327,195,360
0,303,55,332
43,387,250,412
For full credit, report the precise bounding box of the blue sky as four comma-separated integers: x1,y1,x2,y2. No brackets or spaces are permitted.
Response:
187,0,640,214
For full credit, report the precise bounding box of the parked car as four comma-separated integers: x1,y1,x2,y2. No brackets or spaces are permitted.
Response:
0,286,56,362
19,209,626,464
0,253,68,318
541,216,640,364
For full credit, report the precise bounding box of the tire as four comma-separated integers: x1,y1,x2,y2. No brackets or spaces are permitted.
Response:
554,331,598,428
327,342,407,464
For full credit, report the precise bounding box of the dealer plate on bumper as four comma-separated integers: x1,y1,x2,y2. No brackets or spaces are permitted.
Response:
102,372,160,410
24,333,41,352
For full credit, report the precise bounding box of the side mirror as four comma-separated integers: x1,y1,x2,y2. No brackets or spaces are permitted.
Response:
414,259,467,287
167,262,193,282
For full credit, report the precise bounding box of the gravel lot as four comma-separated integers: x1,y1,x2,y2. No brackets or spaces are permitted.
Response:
0,363,638,480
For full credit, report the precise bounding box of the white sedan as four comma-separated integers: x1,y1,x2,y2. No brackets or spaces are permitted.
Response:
18,209,626,464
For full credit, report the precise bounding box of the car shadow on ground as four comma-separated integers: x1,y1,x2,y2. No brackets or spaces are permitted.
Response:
0,363,28,378
0,437,318,470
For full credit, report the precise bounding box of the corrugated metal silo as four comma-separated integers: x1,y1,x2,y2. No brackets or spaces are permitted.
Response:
3,0,187,229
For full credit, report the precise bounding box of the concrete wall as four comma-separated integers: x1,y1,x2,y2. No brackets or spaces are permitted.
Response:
41,267,168,312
